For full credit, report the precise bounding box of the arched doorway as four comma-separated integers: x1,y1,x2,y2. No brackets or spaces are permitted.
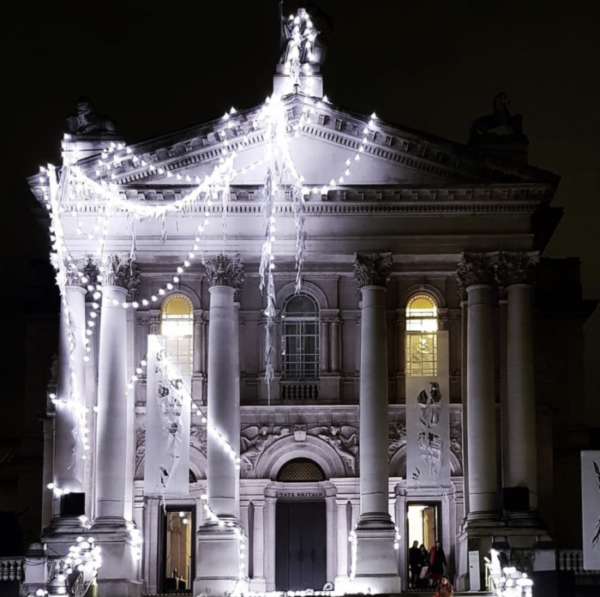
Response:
275,459,327,591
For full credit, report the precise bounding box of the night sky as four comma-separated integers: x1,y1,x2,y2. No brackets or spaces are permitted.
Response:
2,1,599,415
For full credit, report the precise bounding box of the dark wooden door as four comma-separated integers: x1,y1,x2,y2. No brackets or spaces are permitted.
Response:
275,501,327,591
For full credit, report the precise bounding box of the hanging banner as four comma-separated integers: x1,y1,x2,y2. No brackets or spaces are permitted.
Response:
581,451,600,570
406,331,451,488
144,335,190,496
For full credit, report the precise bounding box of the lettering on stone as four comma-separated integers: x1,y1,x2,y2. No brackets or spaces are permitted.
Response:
275,491,325,499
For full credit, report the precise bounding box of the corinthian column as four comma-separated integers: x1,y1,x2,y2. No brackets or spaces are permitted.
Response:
53,262,87,509
349,253,400,594
95,256,139,522
92,256,141,597
195,254,247,596
494,252,539,513
456,254,500,521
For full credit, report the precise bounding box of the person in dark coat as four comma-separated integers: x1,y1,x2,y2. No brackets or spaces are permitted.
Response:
429,541,447,583
408,540,422,588
418,544,429,587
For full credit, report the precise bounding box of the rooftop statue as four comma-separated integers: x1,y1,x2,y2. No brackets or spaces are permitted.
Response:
278,0,333,68
470,92,526,139
66,95,117,135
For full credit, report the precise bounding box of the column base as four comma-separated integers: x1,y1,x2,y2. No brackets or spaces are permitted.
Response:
90,518,142,597
194,523,248,596
350,525,401,594
42,516,92,560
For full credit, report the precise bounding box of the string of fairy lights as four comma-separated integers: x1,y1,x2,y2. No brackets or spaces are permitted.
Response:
39,7,392,590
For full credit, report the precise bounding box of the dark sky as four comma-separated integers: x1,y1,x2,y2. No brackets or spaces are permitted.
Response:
2,0,599,411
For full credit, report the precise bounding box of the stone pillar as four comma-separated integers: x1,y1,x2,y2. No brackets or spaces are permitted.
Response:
195,254,247,595
456,254,499,520
54,282,87,498
335,499,349,583
455,253,500,592
250,502,266,591
351,253,401,594
495,252,539,512
321,319,331,373
92,256,141,597
264,492,277,591
330,318,341,373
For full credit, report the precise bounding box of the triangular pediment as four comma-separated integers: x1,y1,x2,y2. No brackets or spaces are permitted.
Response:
70,95,558,191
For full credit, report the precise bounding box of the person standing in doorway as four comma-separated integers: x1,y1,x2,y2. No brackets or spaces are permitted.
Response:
408,540,422,589
418,543,429,587
429,541,447,584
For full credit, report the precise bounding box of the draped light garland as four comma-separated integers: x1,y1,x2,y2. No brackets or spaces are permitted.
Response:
43,91,380,497
41,13,389,590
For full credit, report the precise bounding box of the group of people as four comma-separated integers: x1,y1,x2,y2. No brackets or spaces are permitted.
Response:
408,540,453,596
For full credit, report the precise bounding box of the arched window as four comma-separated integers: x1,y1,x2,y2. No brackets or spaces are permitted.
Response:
277,458,326,482
281,294,319,380
161,295,194,379
406,294,438,377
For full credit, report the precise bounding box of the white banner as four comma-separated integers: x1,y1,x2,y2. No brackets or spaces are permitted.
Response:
581,450,600,570
144,335,190,496
406,331,450,487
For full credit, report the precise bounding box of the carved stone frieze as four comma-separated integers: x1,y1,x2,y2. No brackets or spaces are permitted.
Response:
240,425,290,476
388,421,407,461
203,254,245,293
190,423,207,456
308,425,359,475
450,414,463,476
492,251,539,292
353,252,393,288
101,255,141,300
455,253,494,299
134,427,145,480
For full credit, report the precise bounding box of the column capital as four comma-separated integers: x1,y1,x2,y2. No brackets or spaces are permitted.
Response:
492,251,539,293
455,253,494,299
203,254,245,295
101,255,141,300
353,252,392,289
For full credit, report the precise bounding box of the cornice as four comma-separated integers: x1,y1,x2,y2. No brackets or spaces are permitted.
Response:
62,95,559,190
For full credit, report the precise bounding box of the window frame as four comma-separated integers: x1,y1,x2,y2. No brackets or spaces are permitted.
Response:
280,293,320,381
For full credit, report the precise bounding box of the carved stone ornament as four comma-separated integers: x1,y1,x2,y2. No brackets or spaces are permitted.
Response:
353,252,393,289
492,251,539,291
134,427,145,480
66,96,117,135
102,255,141,300
203,254,245,291
455,253,494,299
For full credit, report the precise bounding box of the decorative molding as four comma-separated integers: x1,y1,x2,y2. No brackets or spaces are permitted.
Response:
203,254,245,293
492,251,539,291
455,252,494,299
102,255,141,299
449,414,463,476
388,421,407,461
354,252,393,289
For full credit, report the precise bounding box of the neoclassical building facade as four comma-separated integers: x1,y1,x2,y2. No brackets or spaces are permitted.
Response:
14,15,598,597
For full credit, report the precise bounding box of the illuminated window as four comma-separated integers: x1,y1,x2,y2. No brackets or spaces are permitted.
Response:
281,294,319,380
161,295,194,379
406,294,438,377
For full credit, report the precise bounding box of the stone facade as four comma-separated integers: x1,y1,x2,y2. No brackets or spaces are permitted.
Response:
13,39,598,597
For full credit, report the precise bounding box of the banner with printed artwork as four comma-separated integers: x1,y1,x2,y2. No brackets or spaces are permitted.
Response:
144,335,190,496
582,450,600,570
406,330,450,488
